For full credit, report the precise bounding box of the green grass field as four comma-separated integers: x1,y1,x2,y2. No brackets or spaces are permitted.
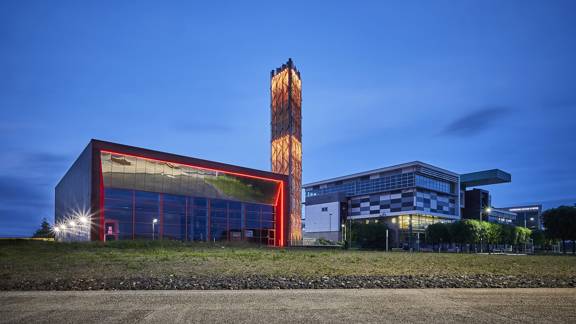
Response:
1,240,575,282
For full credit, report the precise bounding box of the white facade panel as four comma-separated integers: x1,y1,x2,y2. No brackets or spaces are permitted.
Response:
304,202,341,233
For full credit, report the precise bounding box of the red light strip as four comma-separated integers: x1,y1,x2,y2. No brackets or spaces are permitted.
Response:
99,149,286,247
278,181,284,247
99,164,105,241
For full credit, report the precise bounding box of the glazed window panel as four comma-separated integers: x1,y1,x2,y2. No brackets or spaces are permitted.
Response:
100,152,279,205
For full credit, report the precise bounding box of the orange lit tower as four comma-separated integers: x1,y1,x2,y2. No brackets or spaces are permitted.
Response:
271,58,302,244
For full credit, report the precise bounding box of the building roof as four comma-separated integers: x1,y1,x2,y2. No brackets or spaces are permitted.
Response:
89,139,287,182
460,169,511,187
303,161,458,188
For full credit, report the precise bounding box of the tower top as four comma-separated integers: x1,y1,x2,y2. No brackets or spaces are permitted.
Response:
270,58,301,78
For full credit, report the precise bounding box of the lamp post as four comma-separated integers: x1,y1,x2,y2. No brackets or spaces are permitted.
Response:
152,218,158,240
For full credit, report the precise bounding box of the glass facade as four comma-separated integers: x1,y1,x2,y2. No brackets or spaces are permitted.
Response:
101,152,278,205
101,152,279,245
306,173,454,198
306,173,417,198
103,188,275,244
415,175,451,194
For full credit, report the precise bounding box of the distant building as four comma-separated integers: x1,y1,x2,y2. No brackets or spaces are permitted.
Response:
487,208,516,225
304,161,461,246
461,189,516,224
501,205,543,230
303,162,513,247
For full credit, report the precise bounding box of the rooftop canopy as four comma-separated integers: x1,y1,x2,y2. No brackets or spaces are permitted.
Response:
460,169,511,188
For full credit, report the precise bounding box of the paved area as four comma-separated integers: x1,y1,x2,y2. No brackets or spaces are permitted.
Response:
1,289,575,323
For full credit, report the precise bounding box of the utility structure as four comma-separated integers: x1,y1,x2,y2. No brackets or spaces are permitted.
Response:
271,58,302,244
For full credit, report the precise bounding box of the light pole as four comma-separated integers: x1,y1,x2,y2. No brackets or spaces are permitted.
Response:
152,218,158,240
480,207,491,253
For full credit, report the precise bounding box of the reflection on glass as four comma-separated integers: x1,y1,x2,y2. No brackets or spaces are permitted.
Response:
103,189,276,244
101,152,277,205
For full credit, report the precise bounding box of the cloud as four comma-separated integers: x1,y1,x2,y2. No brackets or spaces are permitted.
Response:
441,106,512,137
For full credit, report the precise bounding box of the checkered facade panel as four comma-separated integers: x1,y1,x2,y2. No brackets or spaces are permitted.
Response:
349,188,456,217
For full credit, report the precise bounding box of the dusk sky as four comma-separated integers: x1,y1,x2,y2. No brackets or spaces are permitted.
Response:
1,1,575,236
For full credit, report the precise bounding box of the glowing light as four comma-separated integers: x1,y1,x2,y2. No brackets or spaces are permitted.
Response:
79,216,89,224
68,221,76,227
54,227,61,233
485,207,492,213
530,217,535,221
59,225,66,231
391,218,397,224
271,60,302,244
153,218,158,224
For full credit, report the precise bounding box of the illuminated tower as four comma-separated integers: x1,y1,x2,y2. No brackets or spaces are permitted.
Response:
271,58,302,244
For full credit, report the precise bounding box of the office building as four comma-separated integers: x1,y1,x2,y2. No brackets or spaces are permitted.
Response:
304,161,460,245
501,205,543,230
304,163,513,246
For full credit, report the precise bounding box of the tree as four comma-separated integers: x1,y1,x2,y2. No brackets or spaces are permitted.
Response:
351,222,389,249
500,224,516,246
531,230,547,249
32,218,54,238
543,206,576,253
514,226,532,252
485,222,502,252
426,223,451,250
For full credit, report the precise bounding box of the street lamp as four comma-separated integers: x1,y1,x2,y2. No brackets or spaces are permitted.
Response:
480,207,491,253
152,218,158,240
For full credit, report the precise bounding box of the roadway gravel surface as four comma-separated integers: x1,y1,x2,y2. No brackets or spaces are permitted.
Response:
1,274,576,290
1,288,575,323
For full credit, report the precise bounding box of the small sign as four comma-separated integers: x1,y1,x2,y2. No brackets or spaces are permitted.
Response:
245,230,253,238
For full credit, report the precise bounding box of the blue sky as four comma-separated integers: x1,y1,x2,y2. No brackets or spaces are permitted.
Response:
1,0,575,236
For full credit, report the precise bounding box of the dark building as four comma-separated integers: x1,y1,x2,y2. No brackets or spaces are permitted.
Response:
460,169,514,224
462,189,491,221
55,140,289,247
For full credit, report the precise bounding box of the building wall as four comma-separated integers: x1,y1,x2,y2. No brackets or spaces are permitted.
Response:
55,142,93,230
503,205,542,230
303,231,340,242
304,201,341,233
349,188,456,218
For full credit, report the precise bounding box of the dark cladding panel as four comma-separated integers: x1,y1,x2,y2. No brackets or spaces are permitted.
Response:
460,169,511,187
55,142,93,224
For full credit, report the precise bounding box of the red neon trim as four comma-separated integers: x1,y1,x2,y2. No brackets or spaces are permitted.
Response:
99,163,105,241
100,150,283,184
275,181,285,247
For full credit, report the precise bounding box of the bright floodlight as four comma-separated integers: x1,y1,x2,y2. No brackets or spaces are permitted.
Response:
485,207,492,213
391,218,397,224
59,225,66,231
54,227,61,233
153,218,158,224
79,216,88,224
530,217,534,221
68,221,76,227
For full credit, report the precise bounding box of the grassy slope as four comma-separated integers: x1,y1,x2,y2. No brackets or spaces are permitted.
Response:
1,240,575,282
